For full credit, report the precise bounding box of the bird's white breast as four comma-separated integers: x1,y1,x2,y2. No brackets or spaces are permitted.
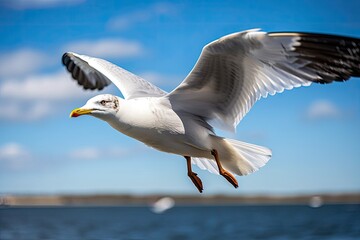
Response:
107,97,194,153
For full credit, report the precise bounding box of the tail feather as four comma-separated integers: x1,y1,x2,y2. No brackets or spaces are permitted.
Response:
225,138,272,175
191,157,220,175
191,138,272,176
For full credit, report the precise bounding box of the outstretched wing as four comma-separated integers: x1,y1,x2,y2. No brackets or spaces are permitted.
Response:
62,52,167,99
167,29,360,131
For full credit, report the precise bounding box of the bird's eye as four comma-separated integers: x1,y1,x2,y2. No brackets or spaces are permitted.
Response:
100,100,106,106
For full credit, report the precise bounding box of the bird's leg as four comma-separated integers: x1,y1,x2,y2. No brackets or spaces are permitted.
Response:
185,156,203,193
211,149,238,188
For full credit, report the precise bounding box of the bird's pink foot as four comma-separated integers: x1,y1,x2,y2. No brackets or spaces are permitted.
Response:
185,156,204,193
211,149,239,189
220,170,238,188
188,171,203,193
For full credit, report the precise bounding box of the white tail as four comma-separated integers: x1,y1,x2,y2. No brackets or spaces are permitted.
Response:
224,138,272,175
192,137,272,176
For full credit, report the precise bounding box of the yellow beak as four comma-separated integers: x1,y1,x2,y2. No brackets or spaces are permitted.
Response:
69,108,93,118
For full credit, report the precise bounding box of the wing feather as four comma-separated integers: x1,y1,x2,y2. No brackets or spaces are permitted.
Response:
62,52,167,99
167,29,359,131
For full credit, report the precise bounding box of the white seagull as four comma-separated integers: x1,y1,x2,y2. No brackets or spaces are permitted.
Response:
64,29,359,193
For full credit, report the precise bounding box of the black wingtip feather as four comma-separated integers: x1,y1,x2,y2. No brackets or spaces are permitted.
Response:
61,52,113,91
62,52,71,66
269,32,360,83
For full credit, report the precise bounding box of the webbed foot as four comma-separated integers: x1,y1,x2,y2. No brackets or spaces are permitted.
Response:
188,171,203,193
211,149,239,189
185,156,204,193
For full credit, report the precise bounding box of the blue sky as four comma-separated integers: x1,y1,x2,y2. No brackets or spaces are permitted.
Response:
0,0,359,195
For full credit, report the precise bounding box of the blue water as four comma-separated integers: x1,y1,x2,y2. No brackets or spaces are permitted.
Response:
1,205,359,240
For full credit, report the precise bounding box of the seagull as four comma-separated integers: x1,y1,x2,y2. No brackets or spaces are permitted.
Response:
63,29,359,193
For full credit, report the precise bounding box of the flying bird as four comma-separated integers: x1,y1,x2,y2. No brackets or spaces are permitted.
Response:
63,29,359,193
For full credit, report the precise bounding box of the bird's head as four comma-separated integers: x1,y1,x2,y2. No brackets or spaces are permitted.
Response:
70,94,120,120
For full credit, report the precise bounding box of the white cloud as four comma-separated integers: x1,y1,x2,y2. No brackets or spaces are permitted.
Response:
0,71,101,121
0,71,98,101
69,147,101,160
0,143,30,160
0,38,143,80
0,143,31,169
1,0,85,10
305,100,342,120
0,49,53,79
108,2,178,31
64,39,143,59
0,101,52,121
0,38,142,80
69,146,132,160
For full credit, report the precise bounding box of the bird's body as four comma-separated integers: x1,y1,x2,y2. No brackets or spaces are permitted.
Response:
110,97,196,156
96,95,262,176
63,29,360,192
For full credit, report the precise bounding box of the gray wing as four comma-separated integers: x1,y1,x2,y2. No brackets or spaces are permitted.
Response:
62,52,167,99
167,29,360,131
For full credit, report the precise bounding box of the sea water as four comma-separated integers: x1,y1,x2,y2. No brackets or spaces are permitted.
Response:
1,204,359,239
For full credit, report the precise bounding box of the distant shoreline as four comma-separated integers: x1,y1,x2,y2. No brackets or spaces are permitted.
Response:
1,193,359,206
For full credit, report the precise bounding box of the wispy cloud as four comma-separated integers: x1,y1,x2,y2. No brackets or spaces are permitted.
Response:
0,142,31,169
69,146,133,160
305,100,342,120
107,2,178,31
0,142,30,160
0,71,97,101
0,71,100,121
64,39,143,59
0,143,144,171
0,49,54,79
0,0,85,10
0,101,53,121
69,147,101,160
0,38,143,80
